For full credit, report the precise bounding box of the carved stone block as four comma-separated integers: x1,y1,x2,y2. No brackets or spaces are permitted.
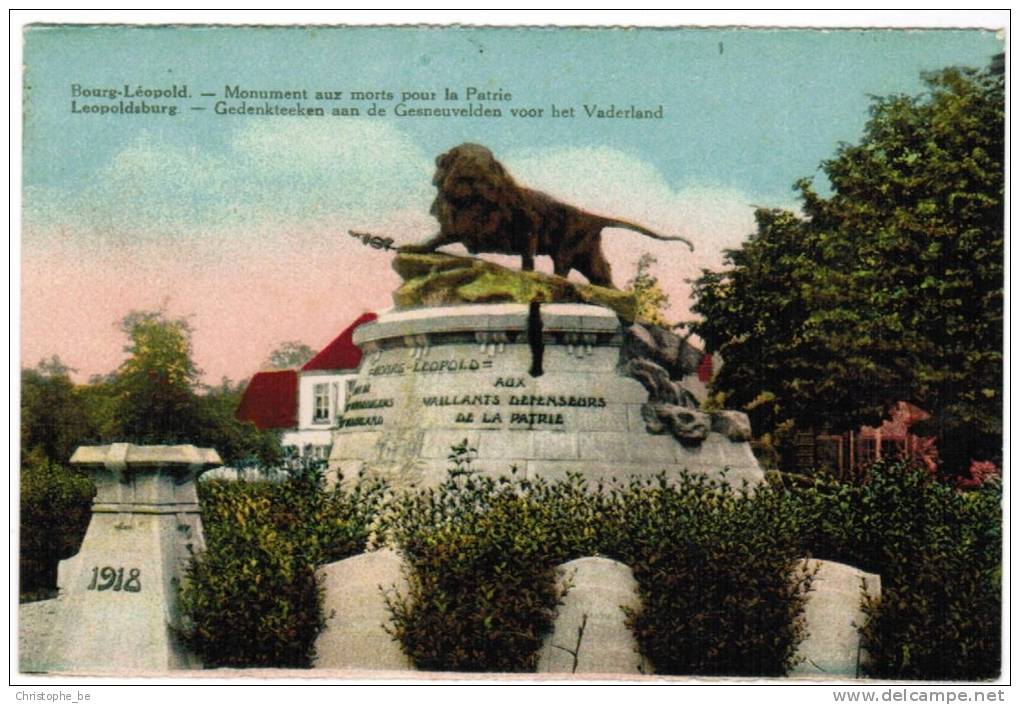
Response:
40,444,220,673
538,557,649,675
314,549,414,671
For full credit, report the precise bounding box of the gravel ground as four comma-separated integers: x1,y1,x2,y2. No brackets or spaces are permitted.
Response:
18,598,61,673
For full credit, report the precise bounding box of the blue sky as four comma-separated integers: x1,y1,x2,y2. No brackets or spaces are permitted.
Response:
20,25,1003,381
24,25,1001,201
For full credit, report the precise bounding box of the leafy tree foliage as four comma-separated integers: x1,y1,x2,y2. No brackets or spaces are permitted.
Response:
266,341,317,370
19,313,283,596
784,462,1001,680
21,356,97,463
625,253,672,326
194,378,284,470
692,65,1003,474
387,446,809,675
180,466,389,667
110,310,204,443
78,374,120,444
619,473,811,676
104,310,282,465
19,359,95,597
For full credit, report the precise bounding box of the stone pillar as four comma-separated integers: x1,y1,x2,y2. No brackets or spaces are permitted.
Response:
537,557,649,675
313,549,414,671
41,444,221,673
791,559,881,679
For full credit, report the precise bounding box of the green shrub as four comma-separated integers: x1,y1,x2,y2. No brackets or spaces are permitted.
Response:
177,449,1000,679
179,465,388,668
386,446,810,676
19,449,95,595
787,462,1002,680
386,469,583,672
616,474,812,676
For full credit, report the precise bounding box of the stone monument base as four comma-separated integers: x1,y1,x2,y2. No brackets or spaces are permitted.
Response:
330,304,763,489
39,444,220,673
314,549,414,671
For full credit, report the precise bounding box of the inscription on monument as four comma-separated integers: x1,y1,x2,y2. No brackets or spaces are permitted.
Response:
340,381,393,427
421,388,608,427
345,398,394,411
338,415,385,428
423,394,500,406
494,377,524,388
413,358,491,374
368,357,494,377
86,565,142,593
508,395,607,408
353,352,615,429
509,412,564,426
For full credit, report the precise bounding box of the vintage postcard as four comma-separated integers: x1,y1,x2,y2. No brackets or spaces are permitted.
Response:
15,16,1006,690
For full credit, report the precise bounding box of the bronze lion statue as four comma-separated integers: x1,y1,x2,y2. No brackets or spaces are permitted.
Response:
399,143,694,288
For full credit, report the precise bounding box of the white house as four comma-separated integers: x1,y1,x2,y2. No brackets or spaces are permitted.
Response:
235,312,377,460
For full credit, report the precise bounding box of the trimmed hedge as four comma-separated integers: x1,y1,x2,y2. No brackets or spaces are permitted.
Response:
179,466,388,668
386,469,614,672
19,450,95,598
783,462,1002,680
385,458,1000,678
386,460,810,675
617,474,811,676
177,452,1001,679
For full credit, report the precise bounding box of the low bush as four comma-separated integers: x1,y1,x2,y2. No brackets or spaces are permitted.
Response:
386,468,602,672
177,449,1000,679
617,474,812,676
179,464,388,668
785,462,1002,680
19,449,95,595
386,445,811,675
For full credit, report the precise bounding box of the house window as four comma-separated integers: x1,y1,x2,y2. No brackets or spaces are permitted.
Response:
302,444,332,460
313,383,331,423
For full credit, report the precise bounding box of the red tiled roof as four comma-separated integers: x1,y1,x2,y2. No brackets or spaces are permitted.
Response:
235,370,298,430
301,312,378,372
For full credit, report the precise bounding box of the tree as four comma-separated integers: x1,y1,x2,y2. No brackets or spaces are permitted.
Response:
692,64,1003,474
195,378,284,469
18,316,284,597
692,210,905,441
109,310,206,443
626,253,672,326
266,341,317,370
78,373,119,443
107,310,284,465
19,358,99,595
20,356,97,463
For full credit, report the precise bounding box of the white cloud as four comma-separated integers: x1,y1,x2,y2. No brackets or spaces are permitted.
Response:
24,120,435,244
504,145,758,258
24,134,778,320
228,120,433,218
500,146,762,316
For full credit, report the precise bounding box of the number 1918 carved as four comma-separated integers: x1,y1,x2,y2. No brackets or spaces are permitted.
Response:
87,566,141,593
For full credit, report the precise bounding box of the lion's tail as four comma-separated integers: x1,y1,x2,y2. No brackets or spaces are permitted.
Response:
601,218,695,251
